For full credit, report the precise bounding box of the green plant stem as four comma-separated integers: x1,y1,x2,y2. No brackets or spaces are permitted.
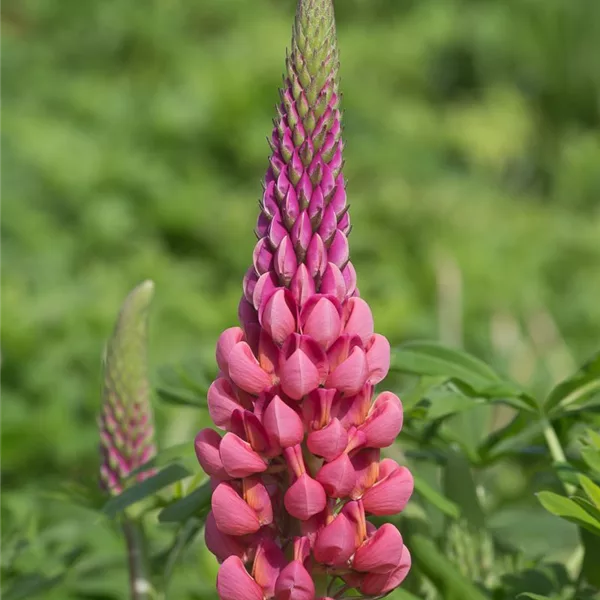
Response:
541,418,576,495
122,518,154,600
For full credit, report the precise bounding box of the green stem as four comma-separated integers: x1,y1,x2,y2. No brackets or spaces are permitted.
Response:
541,418,576,495
122,518,154,600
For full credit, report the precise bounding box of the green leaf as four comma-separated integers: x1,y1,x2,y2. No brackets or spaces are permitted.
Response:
424,389,483,420
580,526,600,588
128,442,195,480
587,429,600,451
479,411,543,462
545,351,600,415
413,473,461,519
408,534,488,600
103,463,192,518
442,449,485,528
536,491,600,536
581,447,600,474
156,386,207,409
518,594,551,600
391,341,501,390
579,474,600,508
3,574,66,600
158,482,212,523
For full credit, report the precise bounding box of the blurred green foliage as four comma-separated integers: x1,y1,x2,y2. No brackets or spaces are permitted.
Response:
2,0,599,598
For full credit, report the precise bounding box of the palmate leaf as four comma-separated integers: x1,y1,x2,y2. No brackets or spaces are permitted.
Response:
158,482,212,523
102,463,193,518
536,491,600,536
545,350,600,415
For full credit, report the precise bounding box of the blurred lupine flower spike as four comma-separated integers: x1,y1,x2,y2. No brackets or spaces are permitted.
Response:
99,280,157,496
195,1,414,599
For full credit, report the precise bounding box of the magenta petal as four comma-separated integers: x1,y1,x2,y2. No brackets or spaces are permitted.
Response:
353,523,404,573
366,334,391,384
342,298,374,346
342,262,357,297
316,453,356,498
326,346,369,396
217,556,264,600
219,432,267,478
194,428,228,480
327,230,349,269
264,395,304,448
212,483,260,536
253,238,274,275
253,272,279,311
300,295,342,350
306,234,327,279
280,349,320,400
205,511,247,562
252,538,286,597
307,418,348,462
275,560,315,600
228,342,271,395
362,465,414,516
207,377,242,430
359,546,411,595
350,448,381,499
216,327,245,375
284,473,327,520
313,512,357,566
359,391,403,448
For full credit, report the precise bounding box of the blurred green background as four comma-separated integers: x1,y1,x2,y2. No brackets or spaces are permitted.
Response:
2,0,600,598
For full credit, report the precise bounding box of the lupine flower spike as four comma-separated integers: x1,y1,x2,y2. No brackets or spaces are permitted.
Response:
195,2,414,599
99,280,157,495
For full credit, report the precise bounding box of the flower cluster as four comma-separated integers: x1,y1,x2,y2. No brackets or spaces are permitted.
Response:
194,2,414,598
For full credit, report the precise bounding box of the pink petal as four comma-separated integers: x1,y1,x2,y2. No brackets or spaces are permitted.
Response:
219,432,266,478
327,230,349,270
366,334,391,384
303,388,336,431
253,272,279,311
243,267,259,305
290,263,316,308
216,327,246,375
212,483,260,536
252,538,286,597
207,377,243,430
259,288,298,346
326,346,369,396
264,395,305,448
342,298,374,346
253,237,274,275
306,233,327,279
362,464,414,516
217,556,264,600
194,428,228,480
359,546,411,595
280,349,320,400
353,523,404,573
228,342,272,395
284,473,327,521
307,418,348,462
243,476,274,526
327,334,362,372
275,560,315,600
342,500,367,547
337,384,373,429
313,512,357,566
350,448,380,499
300,295,342,350
320,262,346,303
205,511,247,562
358,391,403,448
316,453,356,498
243,410,277,456
258,329,280,376
342,262,357,297
274,236,298,287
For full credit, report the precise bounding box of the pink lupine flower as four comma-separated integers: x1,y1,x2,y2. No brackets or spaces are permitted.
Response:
99,281,157,495
195,1,414,598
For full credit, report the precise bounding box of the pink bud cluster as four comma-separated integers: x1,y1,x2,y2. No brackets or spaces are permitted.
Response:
194,1,414,598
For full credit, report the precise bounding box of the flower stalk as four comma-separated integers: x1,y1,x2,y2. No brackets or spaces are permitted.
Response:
194,2,414,599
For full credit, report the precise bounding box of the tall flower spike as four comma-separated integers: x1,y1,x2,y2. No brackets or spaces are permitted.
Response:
99,280,157,495
196,2,413,599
